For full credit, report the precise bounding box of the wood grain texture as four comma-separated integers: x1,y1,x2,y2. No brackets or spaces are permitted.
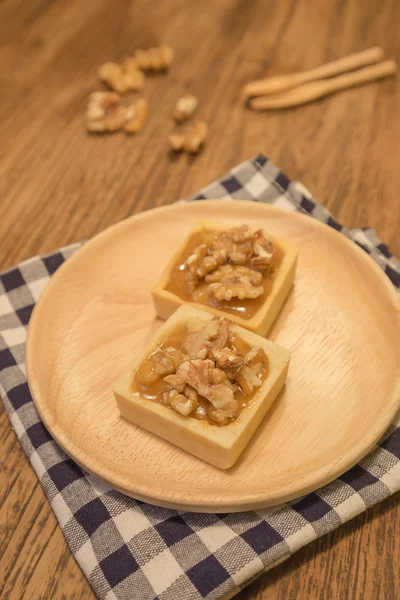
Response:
0,0,399,598
26,201,400,511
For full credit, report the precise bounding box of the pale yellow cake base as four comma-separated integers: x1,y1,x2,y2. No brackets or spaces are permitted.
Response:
113,305,291,469
151,221,298,336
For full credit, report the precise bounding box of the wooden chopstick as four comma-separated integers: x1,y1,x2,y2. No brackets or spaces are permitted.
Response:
249,60,397,111
243,46,385,99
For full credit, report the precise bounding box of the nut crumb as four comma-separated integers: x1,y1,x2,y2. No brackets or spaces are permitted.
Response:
125,98,149,134
173,94,198,123
86,91,127,133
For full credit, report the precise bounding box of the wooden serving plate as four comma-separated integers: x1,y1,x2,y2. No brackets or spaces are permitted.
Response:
26,200,400,512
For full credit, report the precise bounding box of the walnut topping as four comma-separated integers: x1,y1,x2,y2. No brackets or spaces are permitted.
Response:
244,346,265,367
162,347,187,369
184,244,207,294
179,225,278,302
251,229,275,271
165,389,196,416
205,318,230,352
236,366,263,396
212,348,244,374
125,99,149,134
205,265,264,301
196,248,227,278
86,92,128,133
134,44,174,71
207,406,231,426
151,349,175,375
135,317,268,426
163,374,186,392
183,319,219,359
177,359,238,418
174,95,198,123
211,226,254,266
184,385,198,404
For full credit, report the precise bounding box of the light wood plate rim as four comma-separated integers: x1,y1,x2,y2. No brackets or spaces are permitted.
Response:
26,201,400,512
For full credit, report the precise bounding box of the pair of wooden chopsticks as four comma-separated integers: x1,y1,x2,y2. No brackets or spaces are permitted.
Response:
243,47,397,110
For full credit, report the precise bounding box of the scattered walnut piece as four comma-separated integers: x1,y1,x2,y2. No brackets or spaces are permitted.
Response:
134,44,174,71
86,91,127,133
98,61,143,94
173,94,198,123
169,132,185,151
205,265,264,301
125,99,149,134
98,62,125,93
169,121,208,154
183,121,208,154
122,57,145,89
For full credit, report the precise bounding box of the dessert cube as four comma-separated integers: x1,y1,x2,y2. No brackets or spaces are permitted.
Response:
113,305,290,469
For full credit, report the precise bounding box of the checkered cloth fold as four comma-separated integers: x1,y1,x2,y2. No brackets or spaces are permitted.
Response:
1,155,399,600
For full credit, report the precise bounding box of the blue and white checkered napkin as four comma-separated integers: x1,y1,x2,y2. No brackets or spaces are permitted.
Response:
1,155,399,600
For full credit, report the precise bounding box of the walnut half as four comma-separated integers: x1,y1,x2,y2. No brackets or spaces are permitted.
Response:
86,92,127,133
169,121,208,154
205,265,264,301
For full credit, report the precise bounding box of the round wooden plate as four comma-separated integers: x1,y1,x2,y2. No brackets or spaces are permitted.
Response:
26,200,400,512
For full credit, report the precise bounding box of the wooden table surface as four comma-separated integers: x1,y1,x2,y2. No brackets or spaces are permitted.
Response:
1,0,399,598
